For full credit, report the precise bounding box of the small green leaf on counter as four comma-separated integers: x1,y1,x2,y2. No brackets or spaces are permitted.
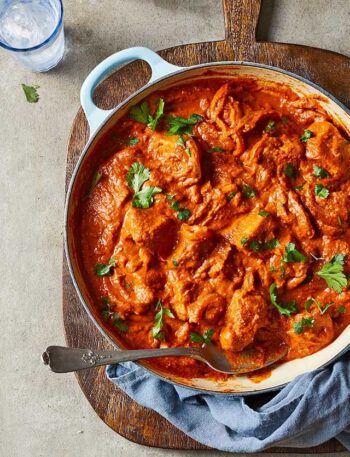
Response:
315,184,329,199
293,317,315,334
21,83,40,103
300,129,313,142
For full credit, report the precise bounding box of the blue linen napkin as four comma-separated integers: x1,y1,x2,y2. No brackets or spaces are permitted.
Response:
107,350,350,452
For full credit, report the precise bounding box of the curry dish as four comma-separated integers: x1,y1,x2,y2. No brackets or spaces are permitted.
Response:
78,77,350,379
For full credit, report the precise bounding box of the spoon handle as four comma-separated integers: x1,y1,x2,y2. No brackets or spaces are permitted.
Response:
42,345,200,373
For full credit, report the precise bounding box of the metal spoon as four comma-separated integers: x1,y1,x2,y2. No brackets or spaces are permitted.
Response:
42,344,287,374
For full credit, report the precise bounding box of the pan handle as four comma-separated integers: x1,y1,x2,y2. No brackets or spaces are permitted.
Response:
80,47,182,136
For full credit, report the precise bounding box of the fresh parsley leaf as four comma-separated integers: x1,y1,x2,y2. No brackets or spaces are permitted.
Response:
132,186,162,208
300,129,313,142
249,239,279,252
284,163,298,180
227,191,236,201
315,184,329,199
21,83,40,103
126,162,150,193
313,165,329,179
177,208,191,221
240,238,248,246
242,184,256,198
294,182,305,191
316,254,348,293
176,136,185,148
304,297,334,314
148,98,165,131
170,200,180,211
151,300,175,340
95,257,116,276
167,114,203,136
112,313,128,332
90,171,102,192
208,147,225,153
338,305,346,314
293,317,315,334
269,265,277,272
172,259,178,267
125,137,139,146
264,120,275,132
283,243,307,263
129,99,165,130
258,210,270,217
269,282,297,316
190,328,214,345
128,101,150,124
126,162,162,208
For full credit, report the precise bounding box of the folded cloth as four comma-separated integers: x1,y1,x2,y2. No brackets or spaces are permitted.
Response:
107,350,350,452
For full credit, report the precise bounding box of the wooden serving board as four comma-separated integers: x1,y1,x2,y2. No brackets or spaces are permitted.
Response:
64,0,349,452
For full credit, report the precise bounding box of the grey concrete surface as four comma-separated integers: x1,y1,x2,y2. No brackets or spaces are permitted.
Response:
0,1,349,456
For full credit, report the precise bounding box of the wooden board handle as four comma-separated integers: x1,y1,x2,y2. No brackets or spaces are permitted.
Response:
223,0,261,49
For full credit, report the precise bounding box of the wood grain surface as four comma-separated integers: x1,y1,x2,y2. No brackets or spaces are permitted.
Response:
64,0,349,451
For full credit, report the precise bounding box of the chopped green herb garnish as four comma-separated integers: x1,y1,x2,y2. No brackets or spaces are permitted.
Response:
313,165,329,179
300,129,313,142
167,114,203,136
112,313,129,332
126,162,162,208
258,210,270,217
316,253,347,293
249,239,279,252
269,265,277,272
240,238,248,246
190,328,214,345
269,282,297,316
125,137,139,146
315,184,329,199
128,99,165,131
170,200,180,211
21,83,40,103
304,297,334,315
208,147,225,153
95,257,116,276
304,298,314,312
284,163,298,180
293,317,315,334
294,182,305,191
264,120,276,132
176,136,185,148
242,184,257,198
338,305,346,314
283,243,307,263
172,259,178,267
177,208,191,221
338,216,342,226
227,191,236,201
280,264,286,279
151,299,175,340
90,171,102,192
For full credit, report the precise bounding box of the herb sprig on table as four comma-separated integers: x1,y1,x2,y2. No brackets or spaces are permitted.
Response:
21,83,40,103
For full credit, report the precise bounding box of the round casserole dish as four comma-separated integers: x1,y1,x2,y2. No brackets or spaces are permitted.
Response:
65,47,350,395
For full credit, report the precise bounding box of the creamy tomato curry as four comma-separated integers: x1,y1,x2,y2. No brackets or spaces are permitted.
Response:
78,77,350,379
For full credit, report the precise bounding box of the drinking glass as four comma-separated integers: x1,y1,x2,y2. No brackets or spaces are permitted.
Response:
0,0,64,72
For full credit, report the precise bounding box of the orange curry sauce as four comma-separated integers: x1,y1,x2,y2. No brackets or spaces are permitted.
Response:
78,78,350,380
